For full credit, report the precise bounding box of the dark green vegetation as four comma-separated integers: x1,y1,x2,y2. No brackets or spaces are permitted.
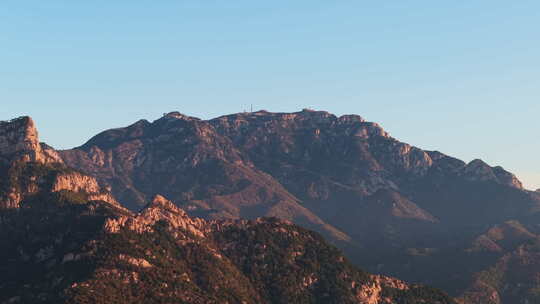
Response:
0,161,66,195
0,186,128,303
0,161,455,304
0,160,89,209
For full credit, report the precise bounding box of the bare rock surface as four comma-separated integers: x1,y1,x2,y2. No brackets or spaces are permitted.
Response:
0,117,62,165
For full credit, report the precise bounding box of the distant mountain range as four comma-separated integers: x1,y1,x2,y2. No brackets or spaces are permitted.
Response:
0,115,453,304
2,110,540,303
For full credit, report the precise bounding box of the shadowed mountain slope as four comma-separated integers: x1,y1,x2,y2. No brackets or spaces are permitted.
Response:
0,151,454,303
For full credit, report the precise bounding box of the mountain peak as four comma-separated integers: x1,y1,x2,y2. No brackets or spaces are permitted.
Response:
468,158,489,166
104,194,207,237
463,159,523,189
159,111,200,121
147,194,180,211
338,114,366,123
0,116,62,164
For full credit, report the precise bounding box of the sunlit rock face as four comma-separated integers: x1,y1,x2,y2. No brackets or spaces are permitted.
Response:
104,194,206,237
0,117,63,165
0,117,121,209
0,163,120,209
51,171,101,193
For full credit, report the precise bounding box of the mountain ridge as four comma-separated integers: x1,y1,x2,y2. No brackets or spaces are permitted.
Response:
2,110,538,303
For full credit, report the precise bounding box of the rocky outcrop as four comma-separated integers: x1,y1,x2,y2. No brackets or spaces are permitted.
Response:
0,116,67,208
0,117,62,165
51,172,101,193
51,171,120,206
117,254,153,268
87,192,121,206
462,159,523,189
0,163,121,209
0,116,120,209
357,275,410,304
104,195,205,237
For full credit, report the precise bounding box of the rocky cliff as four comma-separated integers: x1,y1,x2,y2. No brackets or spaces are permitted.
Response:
0,117,62,165
0,117,118,209
103,194,205,237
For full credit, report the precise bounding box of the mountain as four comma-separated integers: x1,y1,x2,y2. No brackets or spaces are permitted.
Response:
0,124,453,303
457,219,540,304
55,109,540,303
0,116,62,165
3,110,540,303
0,194,454,304
0,117,117,210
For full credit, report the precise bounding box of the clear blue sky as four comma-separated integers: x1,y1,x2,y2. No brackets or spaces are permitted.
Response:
1,1,539,189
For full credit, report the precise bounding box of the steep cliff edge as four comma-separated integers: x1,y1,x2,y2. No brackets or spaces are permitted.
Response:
0,117,119,209
0,117,62,165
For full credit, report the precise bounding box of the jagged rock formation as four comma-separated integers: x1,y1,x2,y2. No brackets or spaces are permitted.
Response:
0,170,454,303
0,117,62,165
0,160,121,209
0,117,118,209
103,195,205,237
462,159,523,189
